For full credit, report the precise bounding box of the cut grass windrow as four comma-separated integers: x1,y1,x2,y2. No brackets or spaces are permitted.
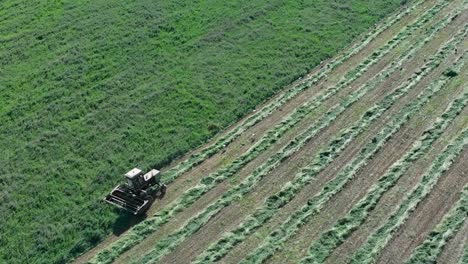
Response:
300,92,468,264
211,48,464,263
350,59,467,264
160,0,426,185
88,1,435,263
461,244,468,264
299,36,468,264
236,22,466,264
134,11,460,264
405,184,468,264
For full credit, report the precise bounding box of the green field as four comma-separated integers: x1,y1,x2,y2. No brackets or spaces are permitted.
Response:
0,0,408,263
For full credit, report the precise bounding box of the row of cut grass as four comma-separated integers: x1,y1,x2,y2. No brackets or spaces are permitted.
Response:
0,0,428,263
133,7,457,263
461,243,468,264
301,90,468,264
135,52,401,263
350,57,467,264
298,29,468,264
405,184,468,264
89,2,432,264
159,0,427,185
229,31,465,264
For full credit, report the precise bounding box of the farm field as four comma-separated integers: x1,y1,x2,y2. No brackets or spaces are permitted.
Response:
70,0,468,263
0,0,412,263
1,0,467,264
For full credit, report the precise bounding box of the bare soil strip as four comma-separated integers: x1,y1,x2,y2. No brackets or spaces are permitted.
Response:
404,184,468,264
130,7,467,263
80,3,438,262
286,30,464,263
227,58,465,264
231,14,468,264
375,150,468,264
167,15,468,264
348,124,468,264
72,1,466,263
324,79,468,264
298,85,468,264
105,3,454,262
299,101,467,264
256,59,467,264
436,221,468,264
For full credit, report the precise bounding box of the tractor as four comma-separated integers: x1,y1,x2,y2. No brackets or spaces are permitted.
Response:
104,168,166,215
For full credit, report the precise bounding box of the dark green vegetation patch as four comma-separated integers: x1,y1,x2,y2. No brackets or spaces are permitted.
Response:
0,0,408,263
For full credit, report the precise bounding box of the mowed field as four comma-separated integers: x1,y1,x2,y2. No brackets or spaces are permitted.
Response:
72,0,468,263
0,0,410,263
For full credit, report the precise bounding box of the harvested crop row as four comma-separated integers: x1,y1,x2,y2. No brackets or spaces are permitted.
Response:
204,7,465,262
297,33,468,264
350,99,468,263
91,4,447,264
231,44,465,264
152,0,444,229
405,184,468,264
160,0,427,186
133,11,460,264
237,52,466,263
88,2,440,264
300,92,468,264
134,59,401,263
437,218,468,264
461,245,468,264
90,1,434,263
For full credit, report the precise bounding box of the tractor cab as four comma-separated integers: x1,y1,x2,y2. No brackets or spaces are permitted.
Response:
105,168,166,215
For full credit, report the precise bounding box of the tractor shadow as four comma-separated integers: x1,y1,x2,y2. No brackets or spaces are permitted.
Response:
111,190,167,236
112,213,146,236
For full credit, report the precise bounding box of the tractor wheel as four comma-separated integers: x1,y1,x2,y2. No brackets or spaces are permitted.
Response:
159,184,167,198
145,194,154,204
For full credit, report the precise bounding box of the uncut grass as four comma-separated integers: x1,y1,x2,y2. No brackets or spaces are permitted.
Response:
135,12,453,261
91,2,439,263
0,0,410,263
405,185,468,264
